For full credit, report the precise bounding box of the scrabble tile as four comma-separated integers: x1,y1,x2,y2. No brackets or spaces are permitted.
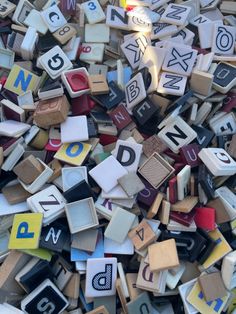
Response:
128,220,156,251
151,23,178,40
12,0,34,25
171,196,198,213
177,165,191,201
166,263,185,290
132,98,159,125
39,46,72,79
88,74,109,95
194,207,215,230
157,72,187,96
198,272,227,302
202,228,232,270
63,273,80,299
147,192,164,219
40,221,68,252
106,5,129,30
162,45,197,76
190,70,213,96
138,152,174,189
212,25,235,55
118,172,145,197
125,72,146,110
113,139,143,173
85,258,117,297
72,228,98,252
136,259,166,293
53,24,77,45
198,148,236,176
180,144,200,168
55,142,91,166
27,186,65,226
94,81,125,110
89,155,127,193
105,207,136,243
148,239,179,272
2,184,31,205
187,280,230,314
158,116,197,153
13,155,44,184
8,213,43,249
21,279,68,314
0,0,16,18
126,273,142,300
34,95,70,127
81,0,105,24
198,21,221,49
207,198,231,224
127,292,153,314
109,104,132,130
85,24,110,43
209,112,236,136
24,9,48,35
60,0,76,15
79,43,104,62
121,33,150,69
128,15,152,32
61,67,89,98
4,64,40,95
62,166,87,191
215,186,236,220
158,200,171,225
221,251,236,290
160,3,191,25
65,197,98,234
61,116,89,143
41,4,67,32
0,48,15,70
213,62,236,94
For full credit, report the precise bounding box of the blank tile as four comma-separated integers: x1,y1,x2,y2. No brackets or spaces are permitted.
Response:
61,116,89,143
89,156,128,193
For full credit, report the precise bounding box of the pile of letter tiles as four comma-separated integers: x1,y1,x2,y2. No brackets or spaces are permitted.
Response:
0,0,236,313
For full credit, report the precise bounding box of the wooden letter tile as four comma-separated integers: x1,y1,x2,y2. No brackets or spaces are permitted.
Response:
128,220,156,251
148,239,179,272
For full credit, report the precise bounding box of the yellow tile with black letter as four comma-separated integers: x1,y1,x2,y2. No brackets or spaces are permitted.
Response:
8,213,43,249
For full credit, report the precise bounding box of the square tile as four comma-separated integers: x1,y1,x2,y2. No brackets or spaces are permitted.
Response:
160,3,191,26
8,213,43,249
121,32,150,69
118,172,145,197
65,197,98,234
113,139,143,173
89,156,128,193
62,166,87,191
198,272,227,302
162,44,197,76
27,186,65,226
41,4,67,32
81,0,105,24
104,207,136,243
128,220,156,251
212,25,235,55
138,152,174,189
21,279,68,314
158,116,197,153
61,116,89,143
157,72,187,96
148,239,179,272
85,258,117,297
55,142,91,166
39,45,72,79
125,72,146,109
